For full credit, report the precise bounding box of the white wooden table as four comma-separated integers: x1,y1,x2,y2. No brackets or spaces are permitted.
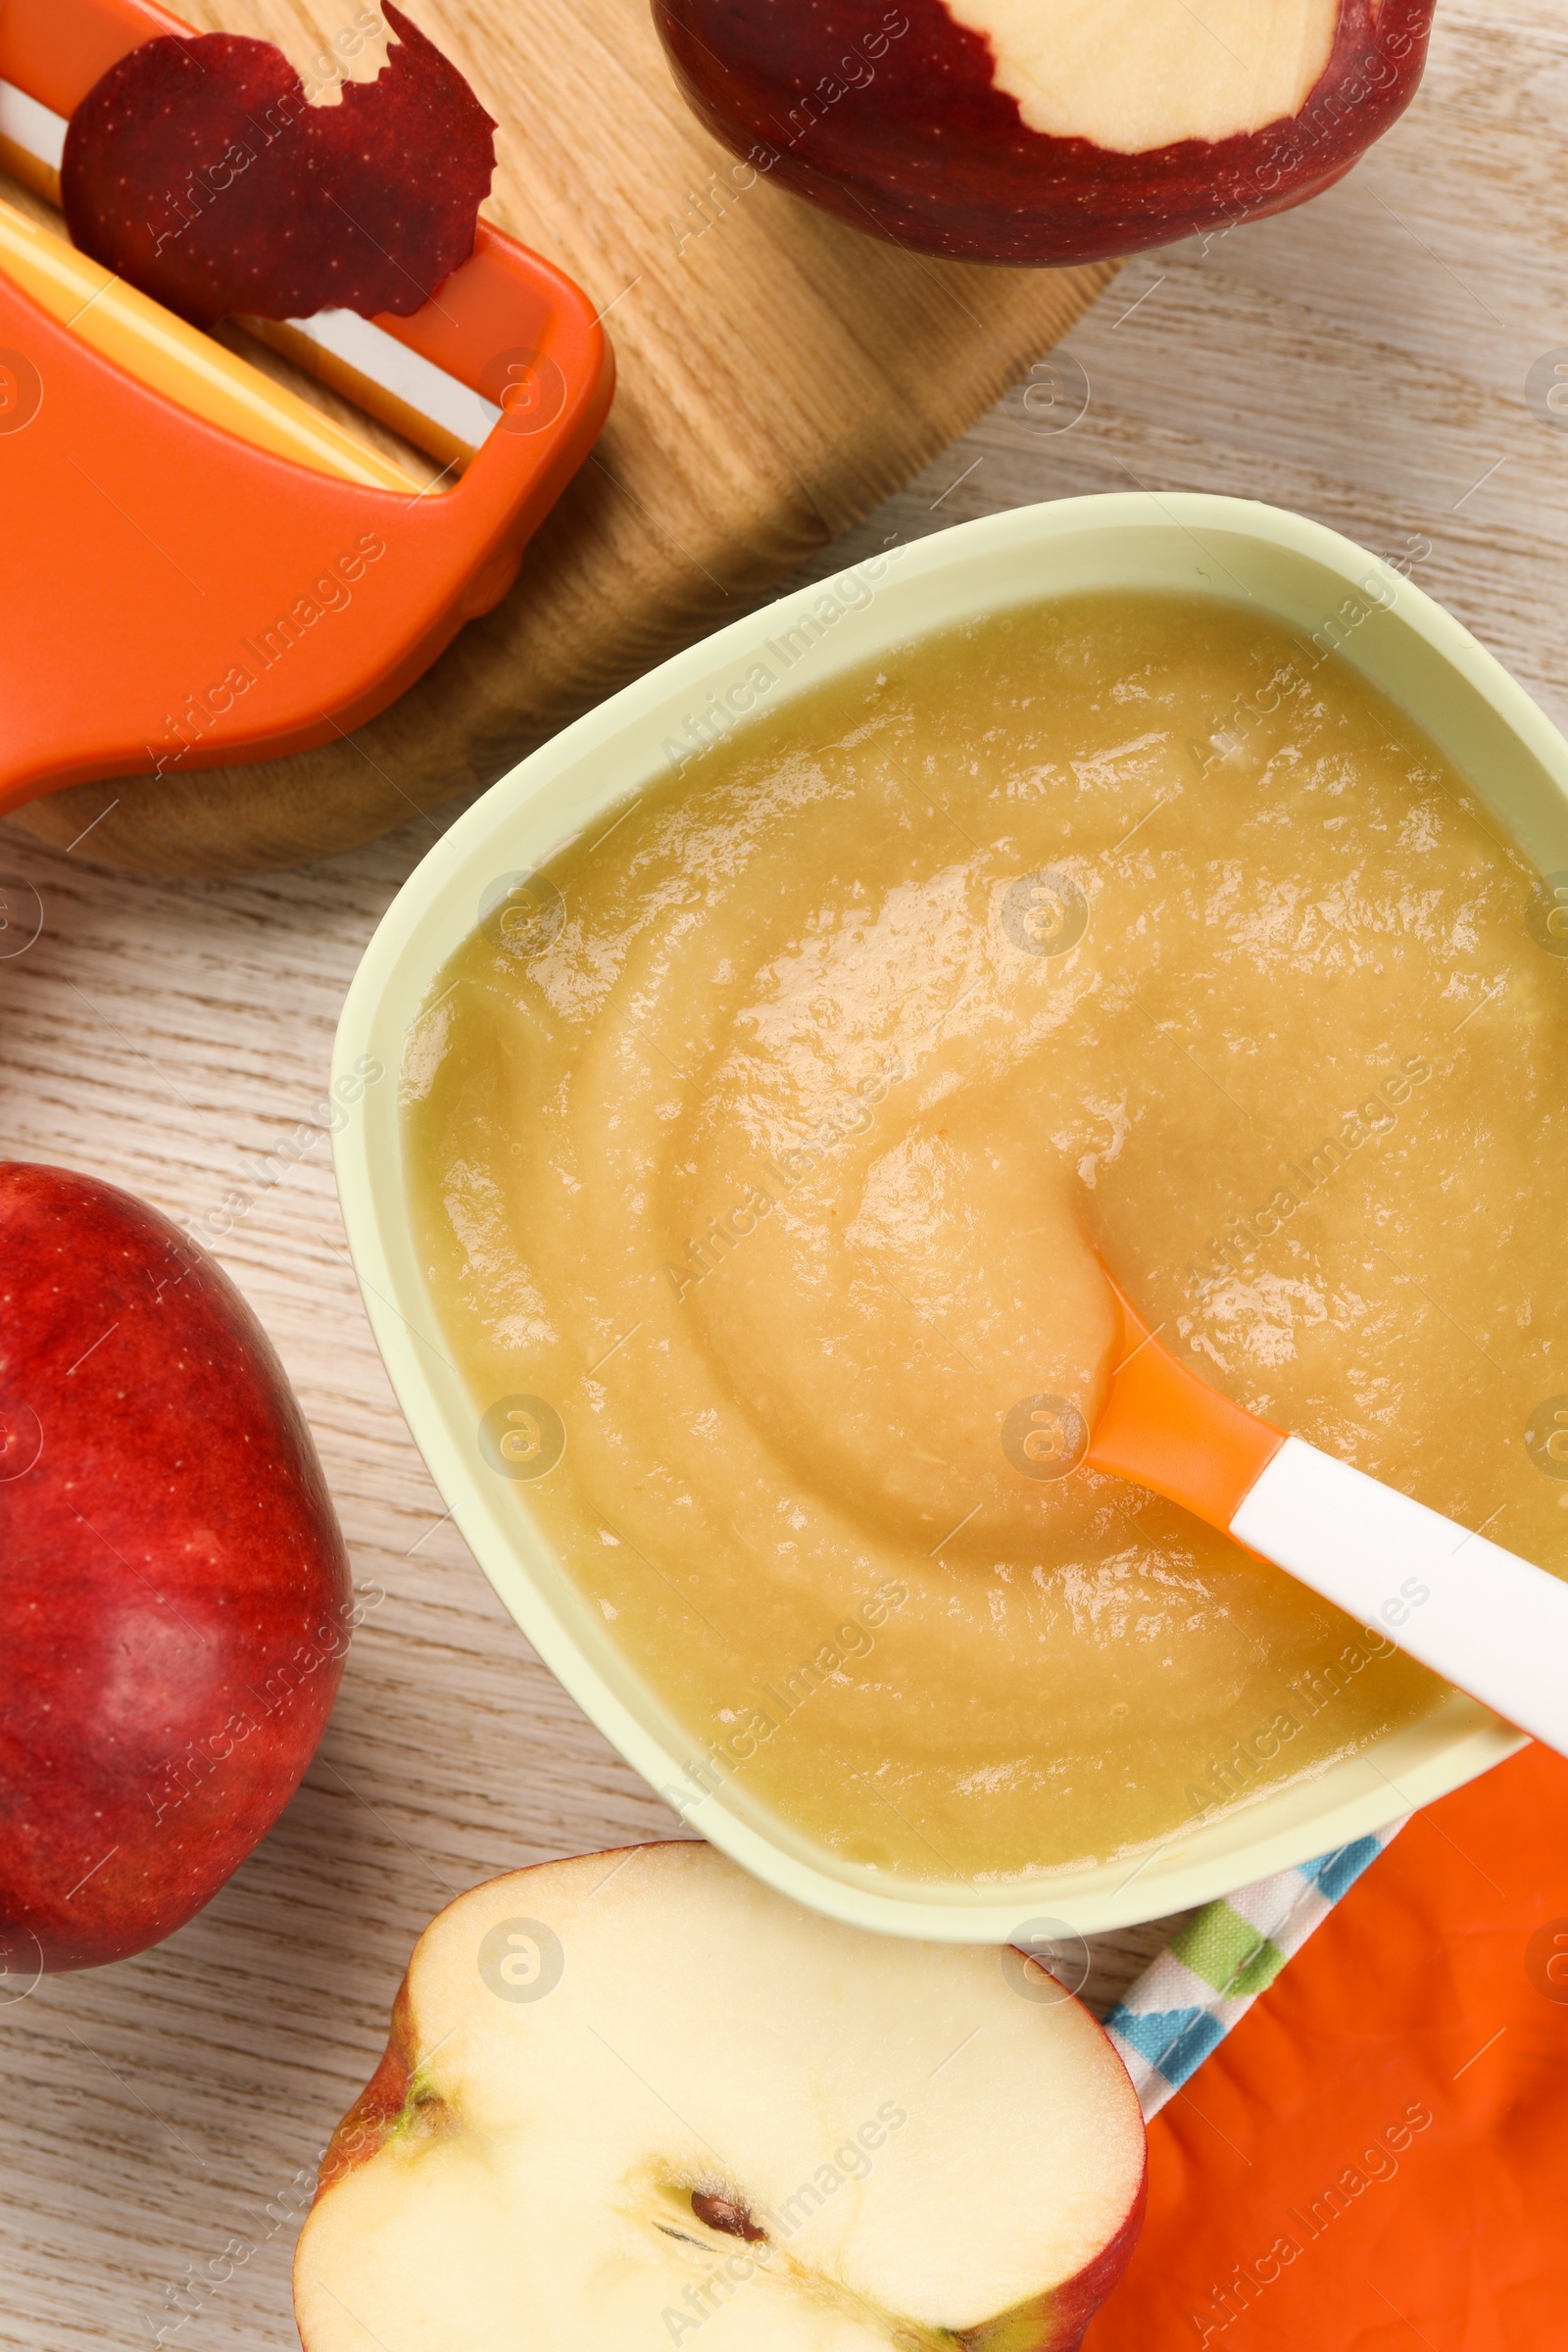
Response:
2,5,1562,2342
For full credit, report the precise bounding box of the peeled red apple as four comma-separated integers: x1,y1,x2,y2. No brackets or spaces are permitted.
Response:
294,1843,1147,2351
0,1162,352,1973
652,0,1436,267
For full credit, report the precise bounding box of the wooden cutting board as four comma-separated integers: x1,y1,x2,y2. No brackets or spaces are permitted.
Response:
2,0,1112,877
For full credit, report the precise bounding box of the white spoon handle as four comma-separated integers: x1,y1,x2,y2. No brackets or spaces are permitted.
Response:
1230,1436,1568,1754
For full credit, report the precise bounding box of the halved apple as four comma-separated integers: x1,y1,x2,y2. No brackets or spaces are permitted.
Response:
652,0,1436,266
294,1843,1146,2350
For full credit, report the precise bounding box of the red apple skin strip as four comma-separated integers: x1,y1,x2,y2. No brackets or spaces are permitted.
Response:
60,1,495,328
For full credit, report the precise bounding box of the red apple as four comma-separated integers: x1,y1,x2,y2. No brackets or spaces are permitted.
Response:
295,1843,1148,2352
652,0,1435,267
0,1163,352,1974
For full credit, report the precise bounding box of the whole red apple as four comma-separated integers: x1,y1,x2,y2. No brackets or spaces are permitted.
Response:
0,1163,352,1974
653,0,1435,267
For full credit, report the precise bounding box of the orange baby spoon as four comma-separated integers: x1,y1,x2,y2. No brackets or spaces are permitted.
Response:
1018,1280,1568,1758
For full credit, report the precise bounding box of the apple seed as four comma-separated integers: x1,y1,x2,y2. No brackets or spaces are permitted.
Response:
691,2190,766,2242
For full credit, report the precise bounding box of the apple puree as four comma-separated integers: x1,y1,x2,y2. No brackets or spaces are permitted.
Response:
404,590,1568,1880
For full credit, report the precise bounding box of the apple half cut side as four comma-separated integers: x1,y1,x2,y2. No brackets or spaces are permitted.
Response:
294,1843,1147,2352
652,0,1436,267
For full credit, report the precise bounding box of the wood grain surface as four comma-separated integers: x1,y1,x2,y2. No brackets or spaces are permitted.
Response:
4,1,1567,2344
0,0,1110,877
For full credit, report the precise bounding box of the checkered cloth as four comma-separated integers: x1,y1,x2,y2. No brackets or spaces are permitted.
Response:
1103,1822,1407,2119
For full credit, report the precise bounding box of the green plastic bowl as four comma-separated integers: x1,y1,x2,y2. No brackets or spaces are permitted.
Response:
333,493,1546,1940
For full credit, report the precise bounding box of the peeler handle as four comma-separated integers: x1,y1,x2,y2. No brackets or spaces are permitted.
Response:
1231,1436,1568,1756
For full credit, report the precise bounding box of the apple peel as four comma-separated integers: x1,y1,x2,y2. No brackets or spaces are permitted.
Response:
60,4,496,328
295,1843,1148,2352
653,0,1436,268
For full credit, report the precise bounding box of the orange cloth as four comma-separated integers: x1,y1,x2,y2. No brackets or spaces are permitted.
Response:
1087,1741,1568,2350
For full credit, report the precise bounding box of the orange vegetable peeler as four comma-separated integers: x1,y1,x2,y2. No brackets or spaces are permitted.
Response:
0,0,613,814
